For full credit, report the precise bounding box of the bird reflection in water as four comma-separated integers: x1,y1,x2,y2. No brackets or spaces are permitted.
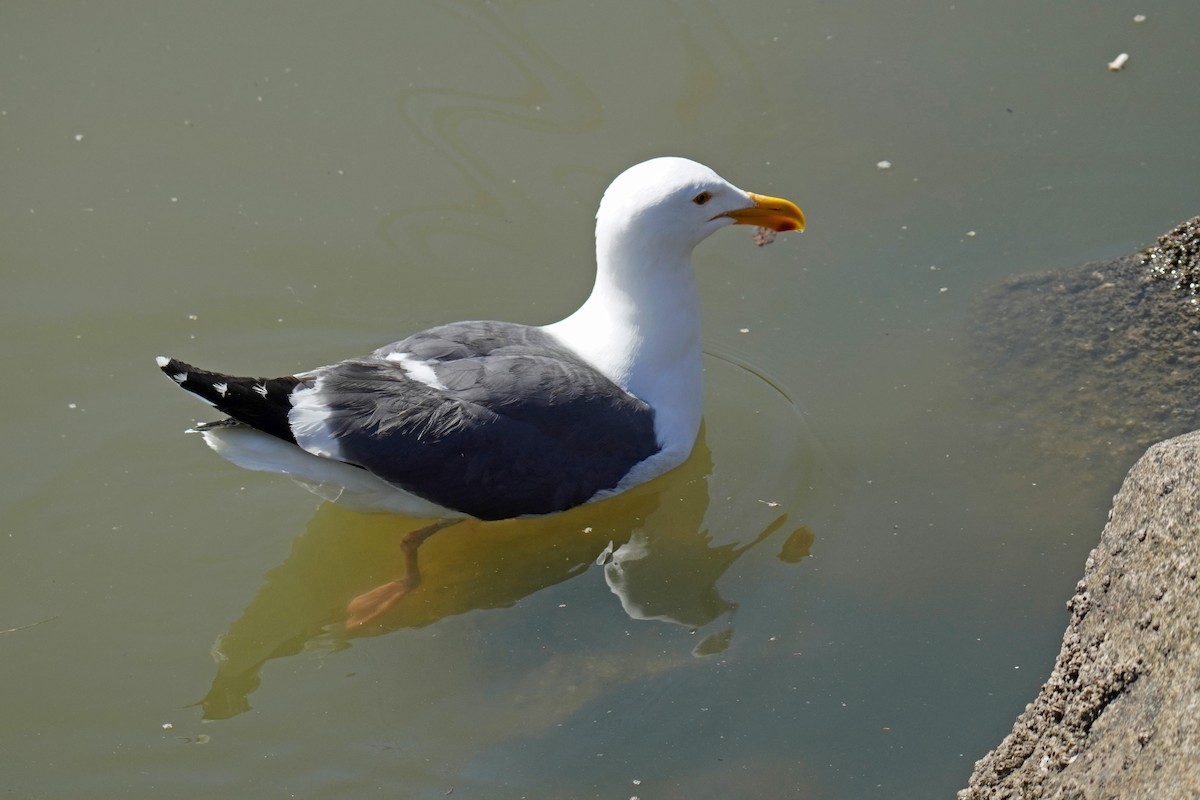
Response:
196,430,815,721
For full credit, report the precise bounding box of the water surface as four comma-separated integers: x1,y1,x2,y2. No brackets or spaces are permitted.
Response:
3,2,1199,797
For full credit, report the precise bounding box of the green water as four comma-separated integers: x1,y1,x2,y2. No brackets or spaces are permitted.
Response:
3,2,1198,797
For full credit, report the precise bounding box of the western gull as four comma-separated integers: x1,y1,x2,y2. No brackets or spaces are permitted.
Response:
157,156,805,626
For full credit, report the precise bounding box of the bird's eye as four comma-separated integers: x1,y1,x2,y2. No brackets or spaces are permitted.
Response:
691,191,712,205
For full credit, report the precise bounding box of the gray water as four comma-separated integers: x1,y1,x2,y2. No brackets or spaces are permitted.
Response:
3,2,1198,797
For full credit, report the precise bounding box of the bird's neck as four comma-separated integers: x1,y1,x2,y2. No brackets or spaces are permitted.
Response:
542,233,704,452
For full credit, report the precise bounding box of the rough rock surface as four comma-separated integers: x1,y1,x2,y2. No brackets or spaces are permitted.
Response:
958,429,1200,799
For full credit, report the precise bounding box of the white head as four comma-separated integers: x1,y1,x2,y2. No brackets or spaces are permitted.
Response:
595,157,805,265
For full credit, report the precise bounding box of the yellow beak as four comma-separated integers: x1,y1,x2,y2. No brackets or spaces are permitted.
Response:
719,192,806,232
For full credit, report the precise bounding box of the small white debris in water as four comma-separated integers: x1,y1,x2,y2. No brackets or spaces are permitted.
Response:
73,133,84,142
187,313,198,320
1133,14,1146,23
966,230,977,237
170,196,179,203
939,287,950,293
877,160,892,170
162,723,174,730
1107,52,1130,71
739,327,750,334
68,403,77,409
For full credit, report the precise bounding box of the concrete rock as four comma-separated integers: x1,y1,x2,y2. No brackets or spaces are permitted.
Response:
960,430,1200,799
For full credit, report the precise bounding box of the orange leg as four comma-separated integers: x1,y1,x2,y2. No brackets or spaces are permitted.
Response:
345,519,460,628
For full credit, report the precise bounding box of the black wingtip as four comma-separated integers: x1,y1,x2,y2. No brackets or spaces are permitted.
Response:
156,356,302,444
156,356,191,382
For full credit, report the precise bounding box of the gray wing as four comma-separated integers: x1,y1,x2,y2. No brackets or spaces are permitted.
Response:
303,321,659,520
